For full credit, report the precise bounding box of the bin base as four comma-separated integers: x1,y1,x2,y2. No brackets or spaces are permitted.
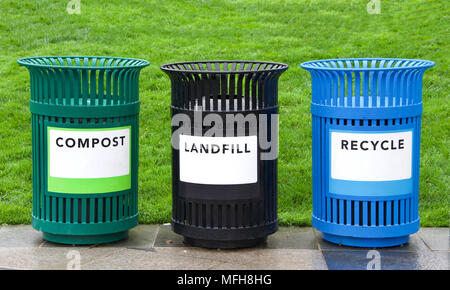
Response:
183,236,267,249
322,233,409,248
42,231,128,245
173,219,277,249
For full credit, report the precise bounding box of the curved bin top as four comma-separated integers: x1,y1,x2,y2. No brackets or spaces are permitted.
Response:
300,58,434,72
17,56,149,70
300,58,435,119
18,56,150,118
161,60,288,75
160,60,288,111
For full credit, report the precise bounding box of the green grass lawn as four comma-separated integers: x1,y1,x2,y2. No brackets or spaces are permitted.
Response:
0,0,448,226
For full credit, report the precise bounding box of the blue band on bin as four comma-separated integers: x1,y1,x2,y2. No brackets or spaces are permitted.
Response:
311,102,423,119
329,179,413,197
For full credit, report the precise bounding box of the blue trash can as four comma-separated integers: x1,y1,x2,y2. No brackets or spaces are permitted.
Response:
301,58,435,247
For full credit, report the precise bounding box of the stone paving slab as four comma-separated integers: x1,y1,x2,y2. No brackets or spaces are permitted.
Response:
0,247,123,270
154,225,318,250
417,227,449,251
154,224,185,247
0,225,44,248
82,248,327,270
258,227,318,250
0,225,447,270
322,249,448,270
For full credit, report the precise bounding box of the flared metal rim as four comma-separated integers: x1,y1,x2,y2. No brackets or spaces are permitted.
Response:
17,56,150,70
160,60,289,74
300,58,435,71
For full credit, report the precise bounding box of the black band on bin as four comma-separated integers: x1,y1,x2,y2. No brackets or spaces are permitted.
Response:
171,105,279,123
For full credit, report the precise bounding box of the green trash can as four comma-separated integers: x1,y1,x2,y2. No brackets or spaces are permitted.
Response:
17,56,149,245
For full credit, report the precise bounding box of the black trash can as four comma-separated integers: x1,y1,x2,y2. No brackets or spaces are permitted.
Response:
161,61,288,248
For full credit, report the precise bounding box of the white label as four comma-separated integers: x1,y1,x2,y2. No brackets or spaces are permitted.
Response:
179,135,258,185
331,131,413,181
49,127,130,179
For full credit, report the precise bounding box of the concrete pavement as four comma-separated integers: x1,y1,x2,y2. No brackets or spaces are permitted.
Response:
0,225,448,270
